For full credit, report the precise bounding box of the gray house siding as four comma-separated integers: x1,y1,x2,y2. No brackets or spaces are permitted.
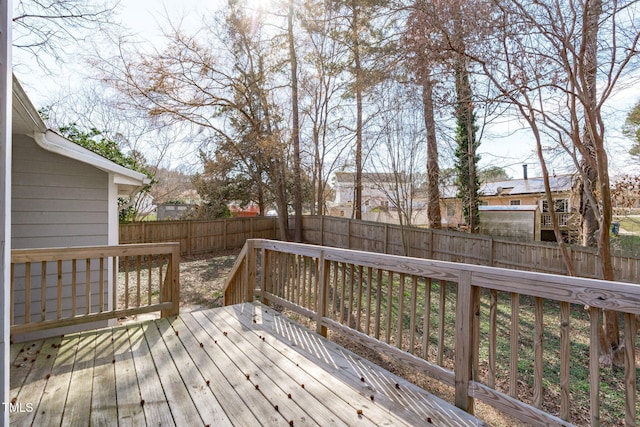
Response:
11,134,111,340
11,134,109,248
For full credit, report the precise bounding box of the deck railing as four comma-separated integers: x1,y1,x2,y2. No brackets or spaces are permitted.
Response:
10,242,180,335
224,239,640,427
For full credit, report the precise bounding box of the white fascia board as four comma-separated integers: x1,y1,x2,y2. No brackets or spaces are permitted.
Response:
12,75,47,134
33,130,151,187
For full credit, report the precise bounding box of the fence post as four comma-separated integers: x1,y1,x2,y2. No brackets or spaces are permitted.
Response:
223,219,227,250
384,224,389,254
320,215,325,246
489,237,494,266
316,250,328,337
454,270,477,414
186,221,192,256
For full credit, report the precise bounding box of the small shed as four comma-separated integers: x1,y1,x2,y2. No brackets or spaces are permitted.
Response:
479,205,541,241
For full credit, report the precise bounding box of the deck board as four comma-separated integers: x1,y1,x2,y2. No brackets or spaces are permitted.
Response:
10,302,485,426
62,331,97,426
112,326,146,427
90,329,118,426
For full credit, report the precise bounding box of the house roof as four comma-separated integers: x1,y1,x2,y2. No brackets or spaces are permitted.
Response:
481,175,574,196
442,174,575,199
12,75,150,196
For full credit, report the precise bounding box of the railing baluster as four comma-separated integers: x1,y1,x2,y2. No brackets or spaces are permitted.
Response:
296,255,304,307
331,261,340,320
85,258,91,315
348,263,354,328
396,273,405,349
313,257,319,312
488,289,497,389
386,271,393,344
136,255,141,307
41,261,47,321
365,266,372,335
99,257,104,312
624,312,636,426
147,255,152,305
375,269,382,340
124,256,130,309
533,298,544,408
340,263,347,323
10,263,14,325
422,278,432,360
589,307,600,427
72,259,77,316
438,280,446,366
509,292,520,398
356,265,363,332
25,262,31,324
409,276,417,354
57,260,62,318
316,251,328,337
560,301,570,419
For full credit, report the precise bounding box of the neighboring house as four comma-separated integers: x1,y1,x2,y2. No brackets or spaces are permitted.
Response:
11,76,150,340
329,171,427,224
441,167,578,241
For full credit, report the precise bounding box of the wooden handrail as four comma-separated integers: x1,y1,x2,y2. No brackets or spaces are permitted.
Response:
225,238,639,426
10,243,180,336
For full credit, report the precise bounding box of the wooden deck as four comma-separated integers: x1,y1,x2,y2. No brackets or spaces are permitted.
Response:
10,302,484,426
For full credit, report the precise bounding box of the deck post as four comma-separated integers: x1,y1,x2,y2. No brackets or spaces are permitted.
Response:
261,249,270,306
161,243,181,317
454,270,476,414
245,240,256,303
316,251,328,337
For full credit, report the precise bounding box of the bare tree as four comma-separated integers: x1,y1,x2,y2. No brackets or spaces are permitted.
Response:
94,4,294,238
299,1,352,217
13,0,118,68
466,0,640,364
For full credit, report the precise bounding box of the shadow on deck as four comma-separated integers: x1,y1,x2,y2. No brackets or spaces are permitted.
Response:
10,302,483,426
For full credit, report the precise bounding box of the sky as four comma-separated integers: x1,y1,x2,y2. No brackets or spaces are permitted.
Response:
12,0,639,179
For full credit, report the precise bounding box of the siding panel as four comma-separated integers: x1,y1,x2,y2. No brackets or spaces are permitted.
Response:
11,134,112,340
11,134,109,249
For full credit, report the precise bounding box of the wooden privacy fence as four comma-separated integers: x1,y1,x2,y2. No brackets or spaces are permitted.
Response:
301,216,640,283
10,243,180,336
224,239,640,426
120,217,277,256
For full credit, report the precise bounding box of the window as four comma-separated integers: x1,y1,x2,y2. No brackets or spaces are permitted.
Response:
510,200,521,206
542,198,569,212
446,203,455,217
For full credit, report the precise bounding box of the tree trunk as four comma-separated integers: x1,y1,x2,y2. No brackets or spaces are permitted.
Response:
422,73,441,229
288,0,303,242
579,0,619,360
352,0,363,220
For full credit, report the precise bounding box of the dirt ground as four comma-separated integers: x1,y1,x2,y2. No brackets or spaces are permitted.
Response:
177,249,240,310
